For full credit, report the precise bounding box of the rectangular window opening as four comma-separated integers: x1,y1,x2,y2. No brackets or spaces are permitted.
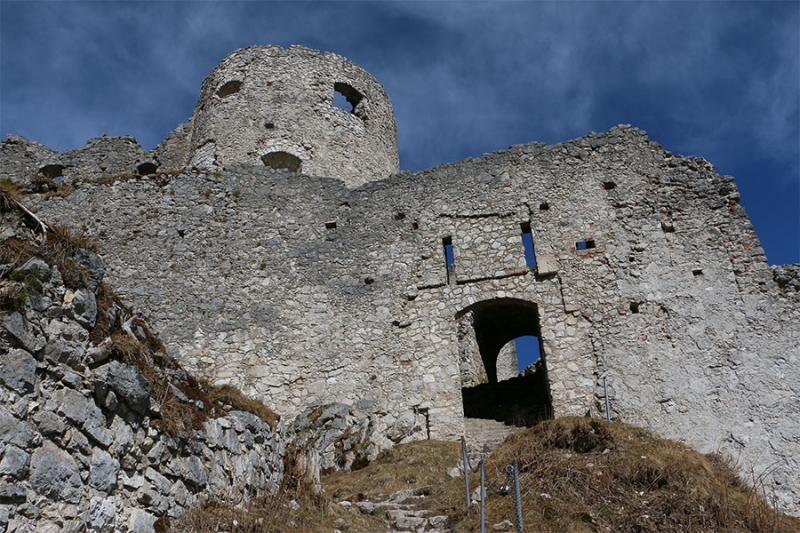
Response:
521,222,537,268
576,239,596,251
443,236,455,283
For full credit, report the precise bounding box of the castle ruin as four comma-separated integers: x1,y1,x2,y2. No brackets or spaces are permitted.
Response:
2,45,798,514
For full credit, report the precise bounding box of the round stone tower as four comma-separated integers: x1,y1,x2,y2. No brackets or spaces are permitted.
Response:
188,45,399,186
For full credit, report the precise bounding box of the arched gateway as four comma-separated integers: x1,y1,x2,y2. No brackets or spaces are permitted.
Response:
456,298,553,426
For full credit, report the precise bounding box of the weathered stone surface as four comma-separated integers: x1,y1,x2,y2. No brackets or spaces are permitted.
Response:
100,361,152,414
89,449,120,493
0,348,37,395
86,496,117,533
2,312,45,353
0,407,35,448
73,249,106,293
59,387,90,425
64,288,97,329
0,444,31,478
29,441,83,503
0,482,27,504
127,509,156,533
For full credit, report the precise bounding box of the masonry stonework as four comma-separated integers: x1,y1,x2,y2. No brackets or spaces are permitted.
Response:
2,45,798,515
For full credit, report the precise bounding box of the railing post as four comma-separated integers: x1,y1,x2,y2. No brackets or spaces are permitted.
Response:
480,457,486,533
603,372,611,422
512,459,523,533
461,436,470,508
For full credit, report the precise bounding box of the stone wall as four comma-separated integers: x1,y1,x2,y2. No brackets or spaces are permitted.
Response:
0,252,285,533
19,124,799,513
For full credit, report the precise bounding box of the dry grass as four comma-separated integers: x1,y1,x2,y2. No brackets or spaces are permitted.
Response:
439,418,800,533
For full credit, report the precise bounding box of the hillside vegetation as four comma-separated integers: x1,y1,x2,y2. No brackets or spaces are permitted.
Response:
179,417,800,533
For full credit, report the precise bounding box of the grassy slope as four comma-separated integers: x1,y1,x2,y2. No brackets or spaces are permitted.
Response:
180,417,799,532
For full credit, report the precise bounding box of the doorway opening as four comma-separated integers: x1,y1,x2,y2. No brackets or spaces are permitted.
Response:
457,298,552,427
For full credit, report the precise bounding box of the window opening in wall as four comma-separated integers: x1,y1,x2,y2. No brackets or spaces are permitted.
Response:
216,80,242,98
39,164,65,180
692,269,704,276
261,151,302,173
443,236,455,283
630,302,640,313
324,220,337,229
576,239,596,250
457,299,552,427
520,222,537,268
136,162,158,175
333,82,365,116
602,181,617,190
539,201,550,211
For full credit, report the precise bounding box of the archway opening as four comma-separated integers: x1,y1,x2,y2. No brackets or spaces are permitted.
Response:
261,151,302,173
458,299,552,427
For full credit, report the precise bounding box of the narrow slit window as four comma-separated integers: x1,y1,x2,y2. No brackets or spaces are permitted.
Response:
521,222,537,268
443,237,455,269
443,236,455,284
576,239,596,250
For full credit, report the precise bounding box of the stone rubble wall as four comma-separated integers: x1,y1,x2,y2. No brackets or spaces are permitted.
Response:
0,255,285,533
12,124,800,515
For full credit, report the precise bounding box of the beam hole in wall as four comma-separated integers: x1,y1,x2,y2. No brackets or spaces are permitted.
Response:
602,181,617,190
333,82,365,118
692,269,704,276
457,299,553,427
630,302,640,313
216,80,242,98
576,239,596,250
136,162,158,175
539,201,550,211
261,152,302,173
520,222,537,268
324,220,337,229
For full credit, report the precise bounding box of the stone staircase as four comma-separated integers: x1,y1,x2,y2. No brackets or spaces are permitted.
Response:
463,417,524,463
350,486,451,533
340,419,524,533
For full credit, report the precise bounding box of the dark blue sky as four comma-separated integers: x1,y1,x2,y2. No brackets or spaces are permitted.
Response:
1,1,797,265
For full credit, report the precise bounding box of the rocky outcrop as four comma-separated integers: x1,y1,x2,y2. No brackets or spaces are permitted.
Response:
0,247,285,532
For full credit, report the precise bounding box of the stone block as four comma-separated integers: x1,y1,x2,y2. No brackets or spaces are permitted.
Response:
536,253,558,275
0,348,37,395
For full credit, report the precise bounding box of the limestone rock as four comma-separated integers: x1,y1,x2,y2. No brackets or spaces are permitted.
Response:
89,449,120,493
64,288,98,329
0,444,31,478
0,348,37,395
29,441,83,503
2,312,45,353
100,361,152,414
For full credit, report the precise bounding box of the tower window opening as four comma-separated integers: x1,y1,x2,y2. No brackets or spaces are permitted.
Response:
261,151,302,173
333,82,365,116
576,239,596,250
521,222,537,268
216,80,242,98
136,162,158,175
38,164,65,180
